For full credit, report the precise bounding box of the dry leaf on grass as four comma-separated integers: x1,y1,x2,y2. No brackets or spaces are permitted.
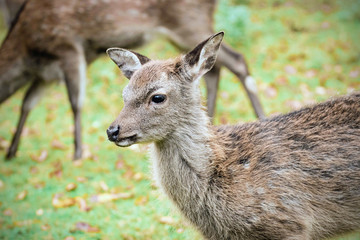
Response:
64,236,76,240
52,194,76,208
159,216,175,225
66,183,77,192
3,208,13,216
36,208,44,216
135,196,149,206
49,161,63,178
264,86,278,99
33,181,46,189
89,192,133,203
75,197,91,212
13,219,40,227
30,150,48,163
51,139,67,150
16,190,27,201
0,137,9,150
115,159,125,169
29,166,39,174
99,181,109,192
76,176,87,182
73,222,100,233
41,224,51,231
349,70,359,78
133,172,143,181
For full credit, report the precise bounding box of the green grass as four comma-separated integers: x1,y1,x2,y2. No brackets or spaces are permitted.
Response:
0,0,360,239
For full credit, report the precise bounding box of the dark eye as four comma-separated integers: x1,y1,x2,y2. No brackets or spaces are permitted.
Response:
151,94,166,104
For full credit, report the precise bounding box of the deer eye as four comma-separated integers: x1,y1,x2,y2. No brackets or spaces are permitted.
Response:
151,94,166,104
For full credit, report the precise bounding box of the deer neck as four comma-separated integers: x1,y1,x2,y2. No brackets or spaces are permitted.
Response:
150,107,214,209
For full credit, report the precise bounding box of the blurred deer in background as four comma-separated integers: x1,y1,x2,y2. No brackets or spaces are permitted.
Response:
106,32,360,240
0,0,264,160
0,0,23,27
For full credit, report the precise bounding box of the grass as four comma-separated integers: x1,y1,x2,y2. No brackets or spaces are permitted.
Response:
0,0,359,239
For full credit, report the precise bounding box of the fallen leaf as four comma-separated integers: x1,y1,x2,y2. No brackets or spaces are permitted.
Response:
52,194,76,208
76,176,87,182
36,209,44,216
315,86,326,95
41,224,51,231
3,208,13,216
89,192,133,203
287,53,306,61
115,159,125,170
0,137,9,150
64,236,76,240
159,216,175,225
349,70,359,78
305,70,316,78
46,112,56,123
82,144,93,159
49,161,63,178
133,173,143,181
22,127,30,137
123,169,135,180
29,166,39,174
30,150,48,163
33,181,46,189
334,65,342,74
75,197,91,212
135,196,148,206
275,76,288,85
16,190,27,201
73,160,83,167
0,179,4,189
13,219,40,227
0,167,14,176
284,65,297,75
264,86,277,98
73,222,100,233
66,183,77,192
51,139,67,150
49,169,63,178
98,135,106,142
99,181,109,192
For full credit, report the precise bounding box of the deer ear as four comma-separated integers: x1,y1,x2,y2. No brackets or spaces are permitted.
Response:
106,48,151,79
184,32,224,81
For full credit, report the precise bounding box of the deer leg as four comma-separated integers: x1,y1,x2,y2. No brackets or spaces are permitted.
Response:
217,43,265,119
6,80,46,160
203,65,221,119
61,50,87,160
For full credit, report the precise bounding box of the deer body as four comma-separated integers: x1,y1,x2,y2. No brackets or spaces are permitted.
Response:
0,0,264,160
107,33,360,239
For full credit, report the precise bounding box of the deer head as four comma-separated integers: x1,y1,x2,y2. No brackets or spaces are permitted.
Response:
106,32,224,147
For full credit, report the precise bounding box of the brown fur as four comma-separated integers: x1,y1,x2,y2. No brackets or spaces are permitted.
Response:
107,33,360,240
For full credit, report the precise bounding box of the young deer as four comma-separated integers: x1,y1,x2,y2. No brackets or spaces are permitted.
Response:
0,0,264,160
106,32,360,240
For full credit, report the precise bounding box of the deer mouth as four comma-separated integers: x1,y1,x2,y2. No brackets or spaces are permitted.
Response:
115,134,138,147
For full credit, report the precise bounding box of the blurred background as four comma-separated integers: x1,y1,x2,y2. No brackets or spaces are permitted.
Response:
0,0,359,239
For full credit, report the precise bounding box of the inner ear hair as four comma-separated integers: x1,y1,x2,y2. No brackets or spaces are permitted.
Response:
129,50,151,65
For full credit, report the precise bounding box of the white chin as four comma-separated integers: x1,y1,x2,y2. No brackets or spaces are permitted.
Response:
115,140,134,147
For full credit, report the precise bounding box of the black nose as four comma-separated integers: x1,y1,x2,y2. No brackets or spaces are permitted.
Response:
107,125,120,142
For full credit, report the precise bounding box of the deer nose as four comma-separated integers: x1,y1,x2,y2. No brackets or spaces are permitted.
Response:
107,125,120,142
